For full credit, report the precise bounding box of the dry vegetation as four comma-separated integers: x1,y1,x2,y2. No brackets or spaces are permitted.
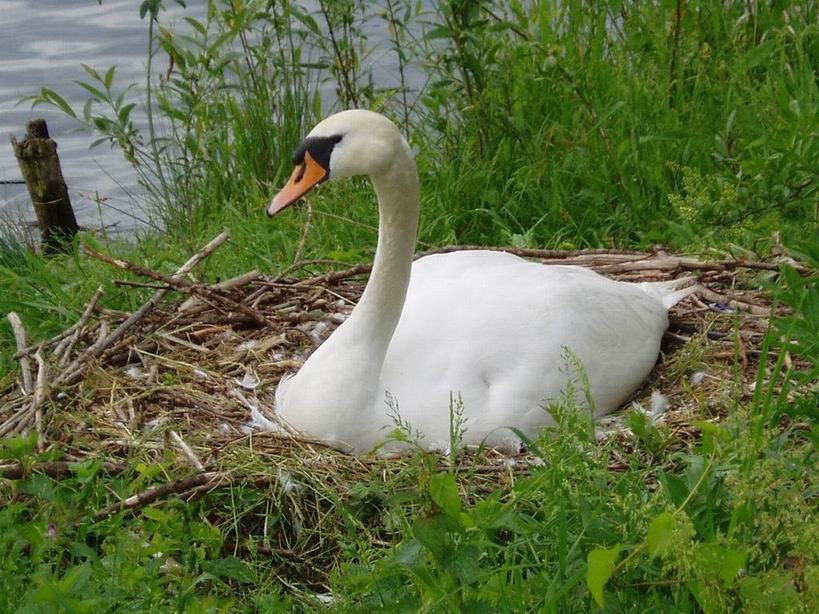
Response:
0,235,789,537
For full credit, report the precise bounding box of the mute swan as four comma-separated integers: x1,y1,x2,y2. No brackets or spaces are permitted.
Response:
267,110,692,454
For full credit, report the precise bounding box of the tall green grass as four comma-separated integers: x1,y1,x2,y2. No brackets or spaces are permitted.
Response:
24,0,819,252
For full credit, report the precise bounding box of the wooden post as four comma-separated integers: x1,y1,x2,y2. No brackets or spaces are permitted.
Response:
11,119,79,254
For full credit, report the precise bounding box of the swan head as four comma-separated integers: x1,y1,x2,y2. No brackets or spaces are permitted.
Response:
268,110,404,216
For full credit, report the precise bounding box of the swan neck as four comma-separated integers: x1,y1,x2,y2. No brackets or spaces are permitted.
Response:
350,145,419,344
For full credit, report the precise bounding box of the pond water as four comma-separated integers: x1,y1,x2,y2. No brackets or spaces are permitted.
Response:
0,0,424,237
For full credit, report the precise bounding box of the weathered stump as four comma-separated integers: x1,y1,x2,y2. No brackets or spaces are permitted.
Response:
11,119,79,254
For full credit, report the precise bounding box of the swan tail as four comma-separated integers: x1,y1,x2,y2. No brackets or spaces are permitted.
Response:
638,276,698,310
274,373,295,412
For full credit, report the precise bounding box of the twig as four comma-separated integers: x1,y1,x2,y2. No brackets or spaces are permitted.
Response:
32,349,48,450
178,270,260,313
415,247,811,275
57,286,104,367
92,472,281,521
0,460,126,480
155,332,210,354
16,324,84,359
93,472,223,521
416,245,644,259
169,430,206,472
59,232,230,385
297,263,372,287
7,312,33,394
291,247,810,288
84,246,273,328
270,259,354,283
695,287,770,316
0,404,29,438
113,280,172,290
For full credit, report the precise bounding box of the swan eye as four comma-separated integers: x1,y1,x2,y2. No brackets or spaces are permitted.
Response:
292,134,344,170
294,164,306,184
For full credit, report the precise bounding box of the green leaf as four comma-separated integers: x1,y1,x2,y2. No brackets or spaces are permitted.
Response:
69,542,100,563
19,474,57,502
425,25,452,40
202,556,256,583
695,544,746,586
142,506,168,522
646,511,675,558
446,544,483,585
290,6,321,35
739,571,801,610
184,16,207,36
392,540,425,570
89,137,111,149
429,473,461,520
103,65,116,89
693,421,730,453
58,563,92,594
658,470,689,507
586,545,620,607
413,515,448,560
0,432,38,459
41,88,76,118
735,40,777,72
16,523,45,546
74,80,107,102
139,0,161,20
81,64,100,81
82,98,94,122
118,103,136,125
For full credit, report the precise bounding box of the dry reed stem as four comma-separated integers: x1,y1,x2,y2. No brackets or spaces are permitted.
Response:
32,349,48,450
0,405,29,438
84,245,273,327
179,270,260,313
58,232,230,385
169,430,206,472
7,312,33,394
91,472,284,521
695,286,771,316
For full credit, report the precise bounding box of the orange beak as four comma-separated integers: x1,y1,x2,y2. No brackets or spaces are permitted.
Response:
267,151,328,216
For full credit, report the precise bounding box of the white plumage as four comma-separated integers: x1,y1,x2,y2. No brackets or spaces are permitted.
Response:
269,110,693,454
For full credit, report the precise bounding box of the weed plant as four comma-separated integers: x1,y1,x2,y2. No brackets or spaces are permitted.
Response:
1,0,818,610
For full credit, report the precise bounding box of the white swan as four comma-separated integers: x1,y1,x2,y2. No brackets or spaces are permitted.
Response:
267,110,692,454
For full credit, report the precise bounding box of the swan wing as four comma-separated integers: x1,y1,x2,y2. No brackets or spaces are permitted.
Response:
377,251,671,445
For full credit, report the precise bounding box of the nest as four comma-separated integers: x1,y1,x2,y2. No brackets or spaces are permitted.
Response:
1,232,801,592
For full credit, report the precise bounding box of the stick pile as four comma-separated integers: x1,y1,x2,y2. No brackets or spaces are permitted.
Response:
0,233,789,494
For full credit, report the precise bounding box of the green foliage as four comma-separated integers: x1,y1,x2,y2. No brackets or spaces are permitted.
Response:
646,510,675,560
21,0,818,253
587,545,621,608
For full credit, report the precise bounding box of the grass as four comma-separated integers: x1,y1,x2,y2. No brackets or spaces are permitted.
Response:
1,0,818,610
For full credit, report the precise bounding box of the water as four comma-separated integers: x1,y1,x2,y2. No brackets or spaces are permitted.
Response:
0,0,425,237
0,0,194,235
